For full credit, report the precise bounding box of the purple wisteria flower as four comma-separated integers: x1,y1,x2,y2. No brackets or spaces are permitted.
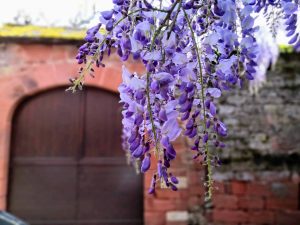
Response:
69,0,300,200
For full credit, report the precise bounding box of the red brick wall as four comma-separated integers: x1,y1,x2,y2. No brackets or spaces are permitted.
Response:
211,180,300,225
144,149,300,225
143,54,300,225
0,41,299,225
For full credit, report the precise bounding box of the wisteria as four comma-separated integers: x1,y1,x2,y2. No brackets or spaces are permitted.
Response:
69,0,300,200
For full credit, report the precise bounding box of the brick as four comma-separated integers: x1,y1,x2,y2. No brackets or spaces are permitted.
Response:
266,197,298,210
0,159,9,180
0,196,6,210
166,211,189,222
124,55,145,75
155,189,188,199
66,45,80,60
144,172,155,190
213,194,238,209
51,45,69,61
145,212,165,225
30,64,63,88
176,177,188,189
213,171,234,182
51,63,81,83
275,210,300,225
145,198,187,212
166,222,188,225
270,182,298,198
0,132,10,159
214,181,226,194
231,181,247,195
240,224,256,225
168,154,186,168
172,138,187,150
238,196,264,210
19,45,55,63
189,185,205,196
96,67,122,91
246,182,271,197
0,178,8,197
188,196,203,207
257,171,290,182
248,211,274,224
188,171,202,186
204,211,213,223
212,209,249,223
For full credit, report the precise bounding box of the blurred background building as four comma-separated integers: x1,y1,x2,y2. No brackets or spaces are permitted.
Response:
0,1,299,225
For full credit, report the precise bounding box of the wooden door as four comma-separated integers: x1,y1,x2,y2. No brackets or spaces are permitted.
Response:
8,87,143,225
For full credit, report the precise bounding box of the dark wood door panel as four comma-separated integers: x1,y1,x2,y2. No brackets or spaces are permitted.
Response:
8,87,143,225
9,165,77,221
84,88,124,158
77,165,143,221
27,220,142,225
11,89,84,158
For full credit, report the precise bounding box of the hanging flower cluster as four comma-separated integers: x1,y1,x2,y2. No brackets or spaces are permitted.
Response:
69,0,300,200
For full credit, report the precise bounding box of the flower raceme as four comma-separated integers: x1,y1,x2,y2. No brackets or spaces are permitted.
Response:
69,0,300,200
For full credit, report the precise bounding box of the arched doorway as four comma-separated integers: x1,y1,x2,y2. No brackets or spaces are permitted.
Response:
7,87,143,225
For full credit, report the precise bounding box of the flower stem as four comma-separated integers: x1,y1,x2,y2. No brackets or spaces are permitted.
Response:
69,9,143,92
183,9,213,200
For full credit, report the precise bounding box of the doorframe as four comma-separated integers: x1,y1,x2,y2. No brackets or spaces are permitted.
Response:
7,85,144,224
0,63,125,210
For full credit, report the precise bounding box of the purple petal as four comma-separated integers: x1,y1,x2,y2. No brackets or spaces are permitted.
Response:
130,139,140,152
162,118,182,141
141,154,151,173
134,114,143,126
170,175,179,184
188,127,197,138
143,50,162,61
283,2,298,14
203,133,209,143
206,88,222,98
132,146,143,158
159,109,168,121
166,145,176,160
210,102,217,116
245,71,254,80
106,20,114,31
161,136,170,148
186,118,194,129
179,92,188,105
101,10,114,20
288,33,299,45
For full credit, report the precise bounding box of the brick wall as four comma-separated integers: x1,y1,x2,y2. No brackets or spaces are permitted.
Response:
0,41,299,225
144,53,300,225
206,53,300,225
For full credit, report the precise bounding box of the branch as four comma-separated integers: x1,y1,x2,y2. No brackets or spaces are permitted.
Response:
68,9,142,92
